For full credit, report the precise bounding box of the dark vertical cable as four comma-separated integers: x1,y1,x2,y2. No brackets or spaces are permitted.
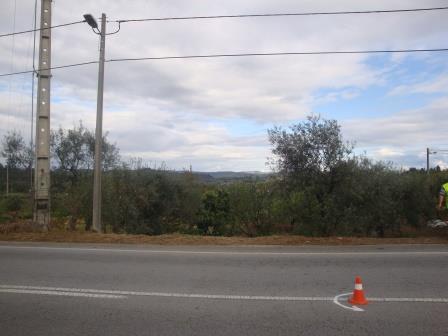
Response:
30,0,38,193
6,0,18,196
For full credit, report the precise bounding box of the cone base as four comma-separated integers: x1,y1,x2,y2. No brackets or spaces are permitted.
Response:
349,297,368,305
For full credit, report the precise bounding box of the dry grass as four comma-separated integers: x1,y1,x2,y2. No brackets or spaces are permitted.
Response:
0,231,447,246
1,219,447,245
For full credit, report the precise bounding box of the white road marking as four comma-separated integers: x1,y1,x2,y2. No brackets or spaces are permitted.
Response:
368,297,448,303
0,285,332,301
333,292,364,312
332,292,448,312
0,288,125,299
1,245,448,256
1,285,448,304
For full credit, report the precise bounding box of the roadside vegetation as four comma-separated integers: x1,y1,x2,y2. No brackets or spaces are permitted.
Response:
1,117,447,239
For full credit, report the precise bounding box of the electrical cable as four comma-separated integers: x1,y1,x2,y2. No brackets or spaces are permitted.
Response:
1,47,448,77
112,6,448,23
106,48,448,63
0,60,99,77
30,0,38,191
106,21,121,35
5,0,18,195
1,6,446,38
0,20,85,38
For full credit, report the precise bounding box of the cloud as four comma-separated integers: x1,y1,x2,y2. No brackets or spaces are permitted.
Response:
0,0,447,170
341,96,448,168
374,148,405,158
342,97,448,147
389,74,448,96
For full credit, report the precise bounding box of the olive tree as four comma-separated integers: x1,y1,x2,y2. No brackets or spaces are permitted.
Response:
50,122,120,230
268,115,353,181
268,115,354,235
1,131,33,169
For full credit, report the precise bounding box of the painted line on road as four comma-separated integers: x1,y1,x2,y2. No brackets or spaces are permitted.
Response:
368,297,448,302
0,285,332,301
333,292,364,312
0,288,125,299
332,292,448,312
1,245,448,256
1,285,448,304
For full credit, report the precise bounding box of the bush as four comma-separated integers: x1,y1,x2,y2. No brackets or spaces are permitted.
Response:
4,195,23,212
197,188,230,235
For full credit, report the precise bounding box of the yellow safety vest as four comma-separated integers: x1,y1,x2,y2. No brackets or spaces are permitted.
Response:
443,182,448,208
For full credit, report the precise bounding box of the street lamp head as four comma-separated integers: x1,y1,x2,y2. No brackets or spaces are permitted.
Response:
83,14,98,29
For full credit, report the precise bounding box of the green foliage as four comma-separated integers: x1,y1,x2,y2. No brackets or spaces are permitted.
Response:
50,122,120,230
2,118,447,238
0,194,32,223
1,131,33,169
268,115,353,184
228,181,274,236
4,194,23,212
197,188,230,235
265,116,443,237
102,168,203,235
51,122,120,179
0,132,33,193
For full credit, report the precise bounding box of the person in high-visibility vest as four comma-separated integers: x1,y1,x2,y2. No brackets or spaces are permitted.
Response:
428,183,448,228
437,182,448,210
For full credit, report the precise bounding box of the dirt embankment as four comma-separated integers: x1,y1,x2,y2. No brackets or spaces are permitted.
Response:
1,220,447,245
0,231,447,246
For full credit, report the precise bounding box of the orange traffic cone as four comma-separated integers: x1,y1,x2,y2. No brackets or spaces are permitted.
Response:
348,276,368,305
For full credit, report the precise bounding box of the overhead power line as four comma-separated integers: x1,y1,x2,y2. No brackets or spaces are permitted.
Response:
0,60,98,77
1,6,447,38
1,47,448,77
107,48,448,62
0,20,85,38
113,6,448,23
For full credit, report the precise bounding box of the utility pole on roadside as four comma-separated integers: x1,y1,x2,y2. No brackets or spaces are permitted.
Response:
88,13,106,233
83,13,121,233
427,148,448,174
34,0,52,230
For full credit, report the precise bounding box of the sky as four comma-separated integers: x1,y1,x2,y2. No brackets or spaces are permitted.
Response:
0,0,447,172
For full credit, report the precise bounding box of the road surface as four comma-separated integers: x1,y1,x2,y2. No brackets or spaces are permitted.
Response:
0,242,447,335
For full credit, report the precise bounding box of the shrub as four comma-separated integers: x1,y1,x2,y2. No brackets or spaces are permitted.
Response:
4,195,23,212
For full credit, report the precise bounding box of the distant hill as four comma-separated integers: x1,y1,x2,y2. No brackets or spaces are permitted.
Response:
103,167,272,183
192,171,271,183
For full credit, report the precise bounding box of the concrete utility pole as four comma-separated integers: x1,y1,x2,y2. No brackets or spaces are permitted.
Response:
92,13,106,233
427,148,448,174
34,0,52,230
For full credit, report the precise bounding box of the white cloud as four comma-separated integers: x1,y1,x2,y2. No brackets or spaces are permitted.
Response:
342,97,448,147
0,0,447,170
374,148,405,158
342,96,448,168
389,74,448,96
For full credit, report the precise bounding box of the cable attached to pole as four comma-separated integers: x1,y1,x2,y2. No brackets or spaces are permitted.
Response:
1,6,447,38
30,0,38,193
0,20,85,38
112,6,448,23
1,48,448,77
106,48,448,63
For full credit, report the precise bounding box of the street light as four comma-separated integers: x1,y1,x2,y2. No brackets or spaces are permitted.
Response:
83,14,121,232
83,14,98,29
84,13,106,232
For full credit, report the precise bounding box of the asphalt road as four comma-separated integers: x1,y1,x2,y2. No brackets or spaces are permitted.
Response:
0,242,447,336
